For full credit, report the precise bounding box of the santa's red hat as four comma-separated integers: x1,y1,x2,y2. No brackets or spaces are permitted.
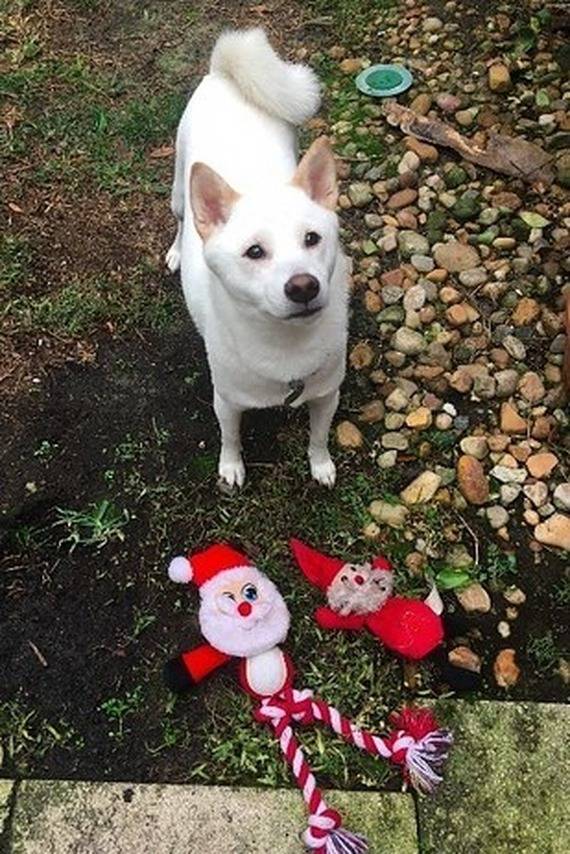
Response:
290,539,393,590
168,544,252,586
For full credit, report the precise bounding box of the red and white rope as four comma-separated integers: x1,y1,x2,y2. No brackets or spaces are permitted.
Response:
255,688,453,851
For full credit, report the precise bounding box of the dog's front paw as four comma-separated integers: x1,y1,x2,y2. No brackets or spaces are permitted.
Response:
218,456,246,490
166,242,181,273
310,455,336,488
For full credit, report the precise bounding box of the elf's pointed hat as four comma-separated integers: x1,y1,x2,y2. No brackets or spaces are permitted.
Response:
290,538,393,590
289,539,344,589
168,543,252,587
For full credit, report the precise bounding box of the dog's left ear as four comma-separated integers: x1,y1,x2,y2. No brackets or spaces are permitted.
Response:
291,136,338,211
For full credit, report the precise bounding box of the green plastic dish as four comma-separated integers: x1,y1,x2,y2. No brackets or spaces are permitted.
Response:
355,64,413,97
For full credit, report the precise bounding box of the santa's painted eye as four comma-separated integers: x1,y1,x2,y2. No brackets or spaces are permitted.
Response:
242,583,258,601
223,591,235,600
340,575,348,583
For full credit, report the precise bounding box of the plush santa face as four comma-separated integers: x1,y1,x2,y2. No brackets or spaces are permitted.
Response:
199,565,290,657
326,562,393,617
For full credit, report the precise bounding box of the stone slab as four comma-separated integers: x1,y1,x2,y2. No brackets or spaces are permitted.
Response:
10,780,417,853
1,780,15,838
418,700,570,854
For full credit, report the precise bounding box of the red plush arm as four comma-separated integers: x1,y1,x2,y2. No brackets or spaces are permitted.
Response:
315,606,366,632
164,643,232,693
181,644,232,683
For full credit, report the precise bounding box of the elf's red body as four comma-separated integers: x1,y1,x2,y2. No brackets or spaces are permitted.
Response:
291,539,444,661
315,597,443,660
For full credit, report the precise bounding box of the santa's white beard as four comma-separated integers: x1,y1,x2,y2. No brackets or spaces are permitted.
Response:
198,568,290,657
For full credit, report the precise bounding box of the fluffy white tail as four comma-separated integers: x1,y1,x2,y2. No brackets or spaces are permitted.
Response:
210,28,320,125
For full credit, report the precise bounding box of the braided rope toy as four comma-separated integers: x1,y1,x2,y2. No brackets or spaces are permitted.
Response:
164,543,453,852
254,689,452,852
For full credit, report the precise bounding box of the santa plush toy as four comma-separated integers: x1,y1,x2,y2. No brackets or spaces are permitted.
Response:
290,539,444,660
165,543,453,853
165,543,293,697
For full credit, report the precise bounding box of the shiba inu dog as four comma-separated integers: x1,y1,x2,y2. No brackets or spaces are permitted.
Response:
167,28,348,488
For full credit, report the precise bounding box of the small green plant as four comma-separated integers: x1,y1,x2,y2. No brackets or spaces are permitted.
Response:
54,499,129,551
34,439,59,462
552,575,570,607
99,686,144,740
510,8,551,57
479,544,517,588
130,608,156,640
527,631,559,675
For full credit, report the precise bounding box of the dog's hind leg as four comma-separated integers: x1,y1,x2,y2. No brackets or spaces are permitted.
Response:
166,143,185,272
308,389,339,488
214,391,246,488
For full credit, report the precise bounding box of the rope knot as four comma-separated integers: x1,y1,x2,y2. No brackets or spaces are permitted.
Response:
253,688,315,730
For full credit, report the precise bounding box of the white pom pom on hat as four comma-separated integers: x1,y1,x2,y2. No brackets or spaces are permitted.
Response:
168,556,193,584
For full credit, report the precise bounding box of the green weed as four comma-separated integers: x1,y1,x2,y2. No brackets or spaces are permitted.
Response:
478,544,517,589
527,631,560,675
34,439,59,462
99,686,144,740
130,608,157,640
54,499,129,552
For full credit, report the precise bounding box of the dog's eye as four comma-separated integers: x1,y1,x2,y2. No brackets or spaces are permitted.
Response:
304,231,321,248
244,244,265,260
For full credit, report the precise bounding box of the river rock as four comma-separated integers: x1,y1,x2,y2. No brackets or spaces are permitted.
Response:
457,455,489,505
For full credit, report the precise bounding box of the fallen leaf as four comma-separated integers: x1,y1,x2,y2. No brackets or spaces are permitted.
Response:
384,101,554,185
149,144,174,159
519,210,550,228
8,202,24,214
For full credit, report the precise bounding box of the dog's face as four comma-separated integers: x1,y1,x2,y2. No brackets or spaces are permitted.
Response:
191,137,339,321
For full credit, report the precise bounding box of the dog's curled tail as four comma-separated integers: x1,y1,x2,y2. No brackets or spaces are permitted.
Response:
210,28,320,125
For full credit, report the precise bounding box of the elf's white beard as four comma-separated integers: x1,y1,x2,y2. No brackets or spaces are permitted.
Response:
198,567,290,657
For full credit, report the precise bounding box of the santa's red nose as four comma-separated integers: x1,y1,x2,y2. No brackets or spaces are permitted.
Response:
354,575,364,585
238,601,252,617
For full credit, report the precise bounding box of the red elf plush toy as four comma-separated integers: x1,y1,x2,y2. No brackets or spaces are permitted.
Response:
290,539,444,660
165,543,453,853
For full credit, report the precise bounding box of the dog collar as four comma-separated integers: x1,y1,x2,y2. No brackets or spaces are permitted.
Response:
284,379,305,406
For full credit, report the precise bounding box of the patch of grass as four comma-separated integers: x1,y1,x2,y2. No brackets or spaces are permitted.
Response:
0,698,84,774
0,235,32,292
54,499,129,552
3,269,180,336
99,685,144,741
2,48,184,194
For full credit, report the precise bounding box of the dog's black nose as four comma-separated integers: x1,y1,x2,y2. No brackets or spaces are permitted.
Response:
285,274,320,304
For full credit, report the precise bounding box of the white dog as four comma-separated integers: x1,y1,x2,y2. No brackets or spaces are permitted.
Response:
166,28,348,488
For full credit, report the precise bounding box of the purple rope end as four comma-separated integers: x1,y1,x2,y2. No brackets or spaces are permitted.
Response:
405,728,454,794
325,828,368,853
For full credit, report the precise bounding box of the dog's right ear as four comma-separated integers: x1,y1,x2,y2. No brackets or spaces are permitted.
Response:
190,163,240,241
291,136,338,211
